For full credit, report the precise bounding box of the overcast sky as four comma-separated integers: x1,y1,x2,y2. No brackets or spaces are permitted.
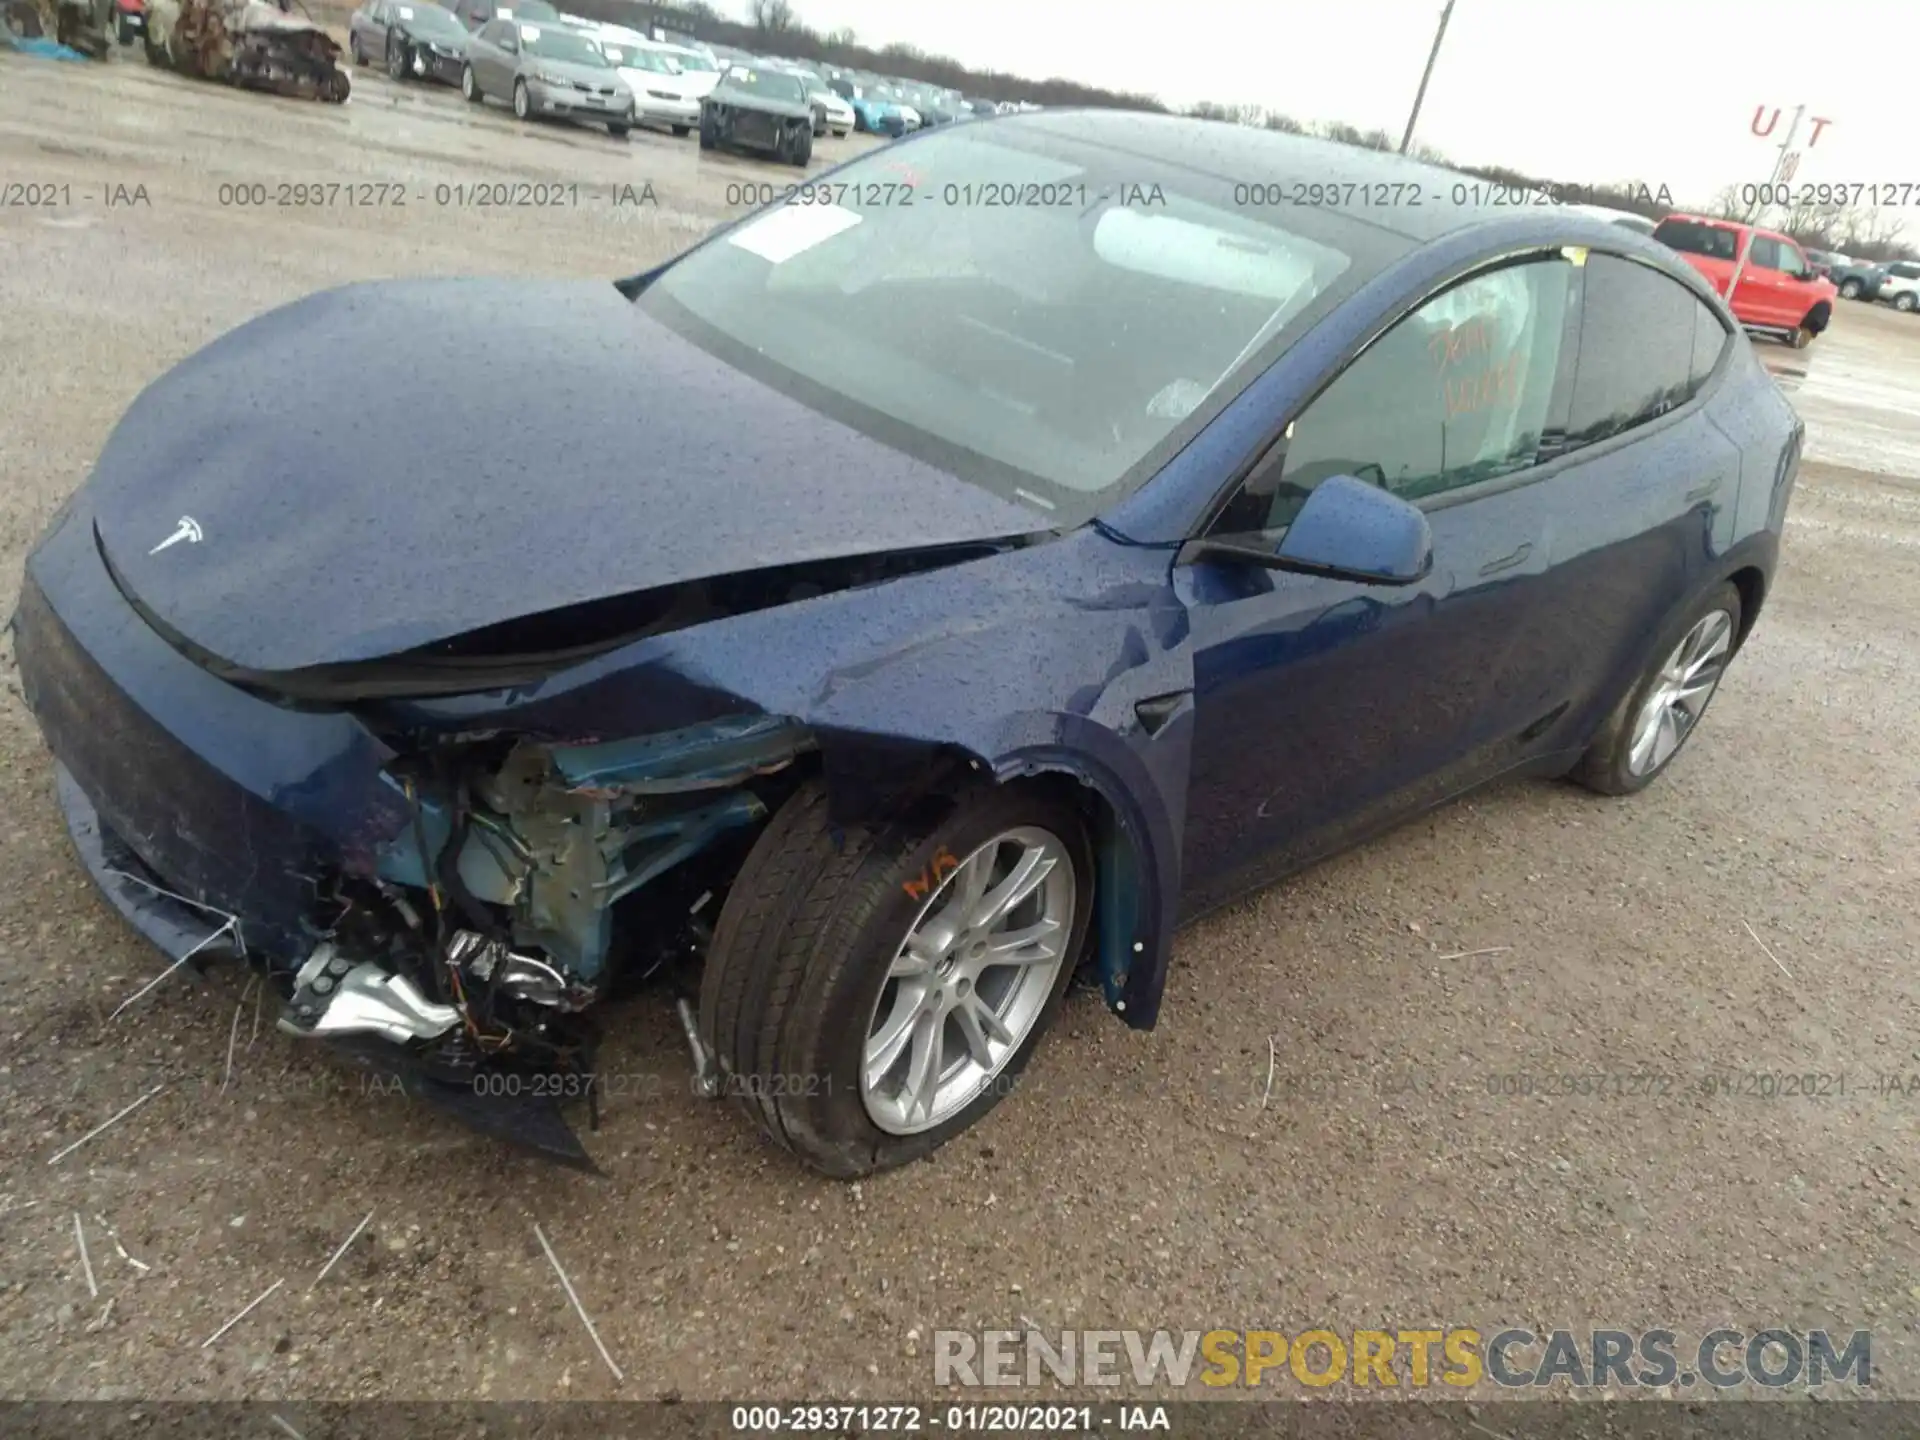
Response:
719,0,1898,211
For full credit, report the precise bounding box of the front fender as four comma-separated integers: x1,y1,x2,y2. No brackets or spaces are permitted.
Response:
389,526,1197,1027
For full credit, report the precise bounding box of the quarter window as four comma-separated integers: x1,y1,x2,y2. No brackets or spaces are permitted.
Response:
1566,255,1702,446
1689,297,1729,393
1244,257,1574,529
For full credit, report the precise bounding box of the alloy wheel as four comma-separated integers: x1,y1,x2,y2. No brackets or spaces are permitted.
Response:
1627,608,1734,777
860,826,1075,1135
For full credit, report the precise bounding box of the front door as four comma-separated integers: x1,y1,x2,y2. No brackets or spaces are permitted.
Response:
1177,252,1583,914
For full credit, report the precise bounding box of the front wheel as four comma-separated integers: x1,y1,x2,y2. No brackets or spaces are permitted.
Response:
461,64,481,102
1572,582,1742,797
698,113,716,149
671,123,689,137
387,39,406,80
1789,324,1814,349
512,78,530,120
608,121,629,137
700,780,1091,1176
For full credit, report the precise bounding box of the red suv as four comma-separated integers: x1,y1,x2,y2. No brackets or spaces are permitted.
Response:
1651,214,1837,348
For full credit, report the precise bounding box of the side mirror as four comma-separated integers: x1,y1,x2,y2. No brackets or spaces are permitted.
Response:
1179,474,1434,586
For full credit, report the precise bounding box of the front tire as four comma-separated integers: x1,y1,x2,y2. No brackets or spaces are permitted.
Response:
512,78,530,120
387,38,406,80
698,112,716,149
671,123,689,137
609,121,629,137
700,780,1091,1177
1572,582,1742,796
461,63,481,102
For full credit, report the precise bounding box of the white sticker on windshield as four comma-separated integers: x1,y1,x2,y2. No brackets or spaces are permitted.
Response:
726,203,862,264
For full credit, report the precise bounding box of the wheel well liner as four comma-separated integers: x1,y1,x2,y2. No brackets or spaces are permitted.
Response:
1727,565,1766,650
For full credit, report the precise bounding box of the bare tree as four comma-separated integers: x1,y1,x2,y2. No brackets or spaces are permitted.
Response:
750,0,795,33
824,25,855,46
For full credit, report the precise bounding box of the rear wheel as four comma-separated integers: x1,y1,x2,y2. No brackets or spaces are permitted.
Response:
1572,583,1742,797
609,121,629,138
1895,292,1918,313
1839,278,1862,299
671,123,689,137
700,780,1091,1177
698,112,716,149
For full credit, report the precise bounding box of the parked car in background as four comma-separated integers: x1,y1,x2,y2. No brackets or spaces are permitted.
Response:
776,63,853,136
830,76,906,136
701,63,814,165
965,97,998,117
462,17,633,136
1801,247,1835,280
349,0,467,83
654,41,720,93
875,82,922,128
13,117,1801,1177
1652,214,1835,348
444,0,552,29
1876,261,1920,312
108,0,144,46
589,27,701,135
1829,260,1885,301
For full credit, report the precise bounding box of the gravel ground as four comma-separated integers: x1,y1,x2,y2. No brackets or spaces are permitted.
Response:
2,49,1919,1408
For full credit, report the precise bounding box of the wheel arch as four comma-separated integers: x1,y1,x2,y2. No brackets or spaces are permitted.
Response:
1726,563,1767,652
1802,301,1832,333
812,726,1182,1032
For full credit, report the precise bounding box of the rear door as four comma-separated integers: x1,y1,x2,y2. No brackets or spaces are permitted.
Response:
1527,250,1743,734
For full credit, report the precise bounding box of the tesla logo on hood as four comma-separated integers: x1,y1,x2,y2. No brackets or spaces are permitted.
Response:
149,516,203,555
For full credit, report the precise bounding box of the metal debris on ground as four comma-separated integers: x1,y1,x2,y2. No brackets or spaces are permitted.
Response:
93,1213,151,1272
46,1084,166,1166
534,1223,624,1383
108,916,240,1022
200,1277,284,1348
72,1213,98,1298
310,1209,374,1290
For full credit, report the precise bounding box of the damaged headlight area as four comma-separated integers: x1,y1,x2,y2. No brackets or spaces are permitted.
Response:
275,713,815,1160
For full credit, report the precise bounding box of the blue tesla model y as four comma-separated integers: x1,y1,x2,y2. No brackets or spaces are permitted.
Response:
13,112,1802,1174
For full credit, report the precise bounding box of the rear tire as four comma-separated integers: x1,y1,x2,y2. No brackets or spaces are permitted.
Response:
609,122,629,137
1896,292,1918,313
699,780,1091,1177
698,112,716,149
671,123,689,136
1839,278,1862,299
1571,582,1742,797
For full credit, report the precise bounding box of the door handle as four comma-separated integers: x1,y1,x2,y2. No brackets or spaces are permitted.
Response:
1478,542,1531,577
1685,475,1723,502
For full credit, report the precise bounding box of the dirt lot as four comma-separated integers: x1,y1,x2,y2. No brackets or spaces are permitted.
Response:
3,47,1920,1409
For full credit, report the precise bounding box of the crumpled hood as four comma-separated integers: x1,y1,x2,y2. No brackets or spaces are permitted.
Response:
81,278,1043,673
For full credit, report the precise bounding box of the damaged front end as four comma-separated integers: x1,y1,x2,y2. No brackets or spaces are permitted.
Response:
277,714,815,1167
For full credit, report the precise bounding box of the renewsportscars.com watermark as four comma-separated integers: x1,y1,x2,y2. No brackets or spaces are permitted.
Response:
934,1327,1871,1391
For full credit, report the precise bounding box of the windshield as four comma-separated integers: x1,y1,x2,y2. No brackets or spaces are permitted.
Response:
639,124,1388,522
723,67,805,102
666,48,715,70
605,43,677,71
396,3,464,36
520,23,606,63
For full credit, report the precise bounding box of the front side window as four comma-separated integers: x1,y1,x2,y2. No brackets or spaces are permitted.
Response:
640,124,1399,523
1242,257,1574,529
1566,255,1700,446
1772,241,1808,277
1747,236,1784,271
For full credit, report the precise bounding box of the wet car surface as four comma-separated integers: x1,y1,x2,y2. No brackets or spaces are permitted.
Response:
4,53,1920,1406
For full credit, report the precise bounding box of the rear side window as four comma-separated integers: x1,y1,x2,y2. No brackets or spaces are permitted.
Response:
1653,219,1740,261
1689,299,1730,392
1568,255,1717,446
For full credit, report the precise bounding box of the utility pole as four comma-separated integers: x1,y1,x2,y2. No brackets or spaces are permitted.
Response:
1400,0,1455,155
1743,103,1804,223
